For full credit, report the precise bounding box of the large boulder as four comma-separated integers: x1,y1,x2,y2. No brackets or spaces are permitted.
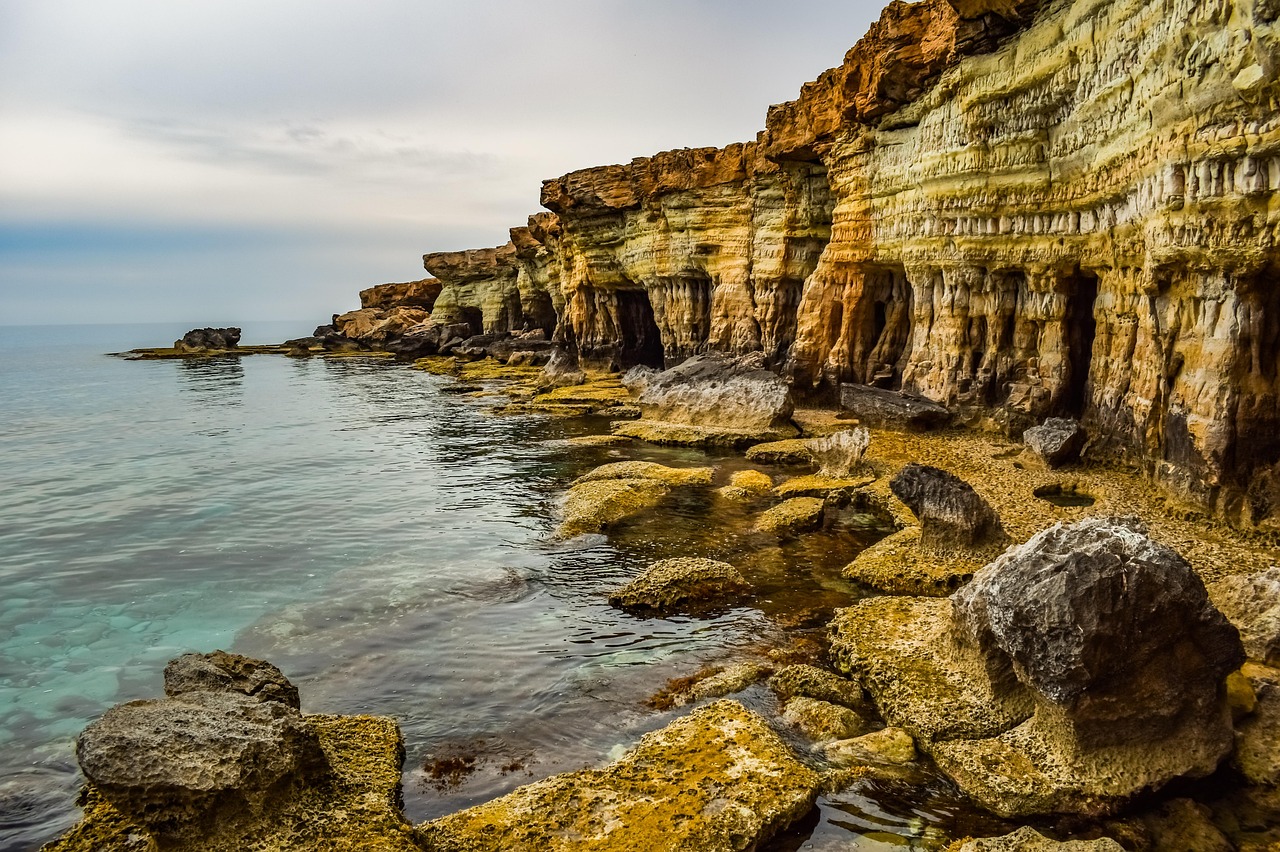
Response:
75,691,328,839
173,327,240,353
608,557,751,612
615,353,799,446
832,518,1246,818
164,650,300,709
1022,418,1087,468
418,700,821,852
839,384,951,431
889,464,1002,549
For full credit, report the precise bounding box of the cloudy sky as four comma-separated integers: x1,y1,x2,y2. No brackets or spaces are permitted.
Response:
1,1,882,328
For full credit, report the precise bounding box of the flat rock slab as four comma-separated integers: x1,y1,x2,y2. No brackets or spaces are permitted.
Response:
839,384,951,431
753,497,826,535
558,479,671,537
843,527,990,596
773,474,874,499
613,419,798,448
574,461,715,487
745,439,815,465
418,700,821,852
608,557,751,612
828,597,1032,743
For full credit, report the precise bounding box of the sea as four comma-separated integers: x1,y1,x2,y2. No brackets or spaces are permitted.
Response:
0,323,1003,851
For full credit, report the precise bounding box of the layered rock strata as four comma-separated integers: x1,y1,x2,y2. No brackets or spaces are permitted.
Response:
398,0,1280,527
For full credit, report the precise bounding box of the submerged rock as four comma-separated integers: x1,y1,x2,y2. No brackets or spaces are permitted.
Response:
558,478,671,538
608,557,751,613
824,727,916,767
782,697,871,742
717,469,775,501
753,497,825,535
768,664,871,713
418,700,821,852
1022,418,1086,468
889,464,1002,549
948,827,1124,851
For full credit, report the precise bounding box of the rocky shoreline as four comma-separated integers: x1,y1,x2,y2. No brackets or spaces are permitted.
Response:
82,0,1280,846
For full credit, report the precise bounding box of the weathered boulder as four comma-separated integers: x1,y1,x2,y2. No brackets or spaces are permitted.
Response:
359,277,442,311
332,306,431,348
418,700,821,852
75,691,328,839
808,427,871,477
889,464,1001,549
838,384,951,431
608,558,751,612
782,697,871,742
1209,568,1280,666
824,728,916,767
173,327,240,353
164,650,300,709
1023,419,1087,468
620,353,799,446
655,663,774,709
946,827,1124,851
768,664,871,713
753,497,826,535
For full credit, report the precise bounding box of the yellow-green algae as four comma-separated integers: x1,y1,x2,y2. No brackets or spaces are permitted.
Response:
417,700,820,852
557,479,672,538
752,497,826,535
43,715,421,852
773,474,875,499
573,461,714,488
744,439,816,466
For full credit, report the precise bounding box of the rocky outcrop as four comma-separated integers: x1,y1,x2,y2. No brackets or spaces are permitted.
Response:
831,518,1246,818
425,241,556,337
359,278,442,311
174,327,240,353
946,827,1124,852
608,557,751,612
332,306,431,348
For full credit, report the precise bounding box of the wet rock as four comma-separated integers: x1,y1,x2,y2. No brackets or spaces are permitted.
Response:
686,663,773,703
717,469,774,501
555,435,633,448
889,464,1002,549
782,697,871,742
768,664,871,713
1208,567,1280,666
809,427,870,477
75,692,327,839
1234,663,1280,785
573,461,714,488
1023,418,1086,467
418,700,821,852
745,439,816,466
838,384,951,431
842,527,983,596
619,353,799,447
824,728,916,767
753,497,825,535
164,650,300,709
173,327,240,353
542,348,588,387
608,558,751,612
557,478,671,538
773,474,874,499
947,827,1124,851
1136,798,1234,852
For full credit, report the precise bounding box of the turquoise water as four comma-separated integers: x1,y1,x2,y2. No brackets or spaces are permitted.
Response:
0,324,839,849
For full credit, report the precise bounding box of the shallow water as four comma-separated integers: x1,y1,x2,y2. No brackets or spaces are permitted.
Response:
3,323,1008,851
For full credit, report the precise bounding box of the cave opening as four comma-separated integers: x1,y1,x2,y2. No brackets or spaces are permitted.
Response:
1061,268,1099,417
862,266,913,389
458,306,484,336
615,288,666,369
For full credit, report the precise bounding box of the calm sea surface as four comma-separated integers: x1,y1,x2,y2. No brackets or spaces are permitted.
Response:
0,323,995,851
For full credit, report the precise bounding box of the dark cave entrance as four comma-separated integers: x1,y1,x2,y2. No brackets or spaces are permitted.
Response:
457,306,484,336
1061,268,1099,417
860,266,914,389
616,288,666,369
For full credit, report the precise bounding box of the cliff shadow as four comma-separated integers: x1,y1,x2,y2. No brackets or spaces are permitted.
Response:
1060,267,1099,419
616,288,665,369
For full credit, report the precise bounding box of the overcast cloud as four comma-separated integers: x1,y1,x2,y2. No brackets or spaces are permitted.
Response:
0,1,883,328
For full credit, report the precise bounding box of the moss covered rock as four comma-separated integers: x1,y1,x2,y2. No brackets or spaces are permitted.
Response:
608,558,751,613
753,498,825,535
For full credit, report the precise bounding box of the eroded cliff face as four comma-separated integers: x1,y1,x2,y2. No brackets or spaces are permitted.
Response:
772,0,1280,524
407,0,1280,526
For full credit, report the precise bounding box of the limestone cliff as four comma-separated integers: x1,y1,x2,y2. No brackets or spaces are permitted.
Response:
400,0,1280,527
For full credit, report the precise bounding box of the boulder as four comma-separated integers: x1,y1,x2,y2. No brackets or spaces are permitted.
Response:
1208,567,1280,665
418,700,822,852
824,728,916,767
608,558,752,612
753,497,826,535
164,650,300,709
717,469,775,501
75,691,328,839
656,663,774,709
838,384,951,431
947,827,1124,851
332,307,431,348
558,478,671,538
174,327,240,353
889,464,1002,549
782,697,871,741
768,664,871,713
808,428,871,477
745,439,816,466
619,353,799,446
1022,418,1087,467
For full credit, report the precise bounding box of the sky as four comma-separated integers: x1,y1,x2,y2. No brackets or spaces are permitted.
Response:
0,1,883,328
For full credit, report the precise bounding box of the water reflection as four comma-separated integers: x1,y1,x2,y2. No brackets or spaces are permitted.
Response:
176,356,245,406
